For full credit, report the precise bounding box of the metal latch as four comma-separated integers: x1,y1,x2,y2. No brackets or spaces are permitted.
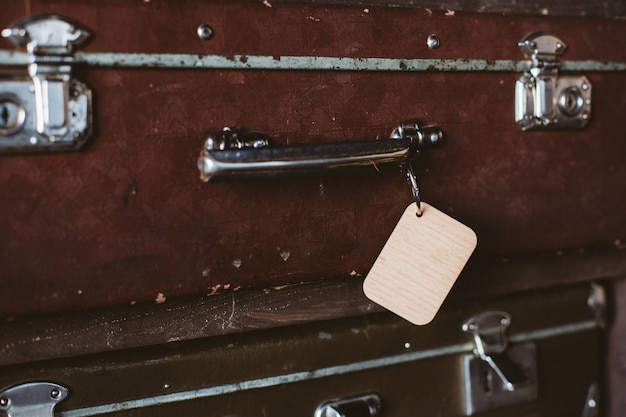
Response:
515,32,591,130
462,311,537,415
314,393,381,417
0,15,92,153
0,382,68,417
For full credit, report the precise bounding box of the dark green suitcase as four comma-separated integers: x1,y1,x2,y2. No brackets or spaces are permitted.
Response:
0,283,604,416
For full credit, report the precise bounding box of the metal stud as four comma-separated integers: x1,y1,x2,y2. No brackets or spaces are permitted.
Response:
197,24,214,41
427,35,440,49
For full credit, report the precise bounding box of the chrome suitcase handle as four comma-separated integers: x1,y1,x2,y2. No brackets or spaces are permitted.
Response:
197,120,443,181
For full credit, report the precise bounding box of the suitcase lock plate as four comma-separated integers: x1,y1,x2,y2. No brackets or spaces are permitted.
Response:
0,15,92,154
462,311,538,415
315,393,381,417
0,382,68,417
515,32,591,130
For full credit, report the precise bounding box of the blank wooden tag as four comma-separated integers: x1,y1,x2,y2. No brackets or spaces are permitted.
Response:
363,202,477,325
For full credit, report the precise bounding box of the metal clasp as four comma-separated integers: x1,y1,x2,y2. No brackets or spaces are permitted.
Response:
461,311,538,415
515,32,591,130
315,393,381,417
0,382,68,417
0,15,92,153
462,311,527,391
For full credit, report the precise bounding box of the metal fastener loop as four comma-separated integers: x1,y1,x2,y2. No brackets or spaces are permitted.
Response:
406,163,423,217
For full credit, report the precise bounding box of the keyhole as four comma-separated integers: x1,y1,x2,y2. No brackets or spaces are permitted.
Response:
0,99,26,135
0,104,8,127
565,92,576,110
558,87,584,116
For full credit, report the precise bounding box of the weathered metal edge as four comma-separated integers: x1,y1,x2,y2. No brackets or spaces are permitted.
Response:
1,50,625,72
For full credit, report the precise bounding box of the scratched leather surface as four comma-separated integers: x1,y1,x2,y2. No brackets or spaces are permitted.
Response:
1,0,625,318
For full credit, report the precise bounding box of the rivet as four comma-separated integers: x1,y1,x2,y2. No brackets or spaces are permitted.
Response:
29,136,38,145
0,397,9,407
197,24,214,41
581,83,589,91
426,35,440,50
50,389,61,399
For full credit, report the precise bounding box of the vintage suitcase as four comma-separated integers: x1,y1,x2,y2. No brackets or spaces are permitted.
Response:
0,283,606,416
1,0,625,415
0,1,625,319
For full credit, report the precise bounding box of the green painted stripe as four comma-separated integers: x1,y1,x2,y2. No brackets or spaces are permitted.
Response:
1,50,624,72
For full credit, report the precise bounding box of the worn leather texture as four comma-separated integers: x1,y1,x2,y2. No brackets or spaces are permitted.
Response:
1,0,625,318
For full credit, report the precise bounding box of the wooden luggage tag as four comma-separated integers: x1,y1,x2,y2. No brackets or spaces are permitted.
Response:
363,202,477,325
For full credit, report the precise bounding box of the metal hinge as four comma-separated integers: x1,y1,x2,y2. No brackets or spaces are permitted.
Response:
0,15,92,153
515,32,592,130
0,382,68,417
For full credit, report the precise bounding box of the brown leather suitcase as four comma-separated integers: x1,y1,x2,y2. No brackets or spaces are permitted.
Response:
1,0,625,319
1,1,625,415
